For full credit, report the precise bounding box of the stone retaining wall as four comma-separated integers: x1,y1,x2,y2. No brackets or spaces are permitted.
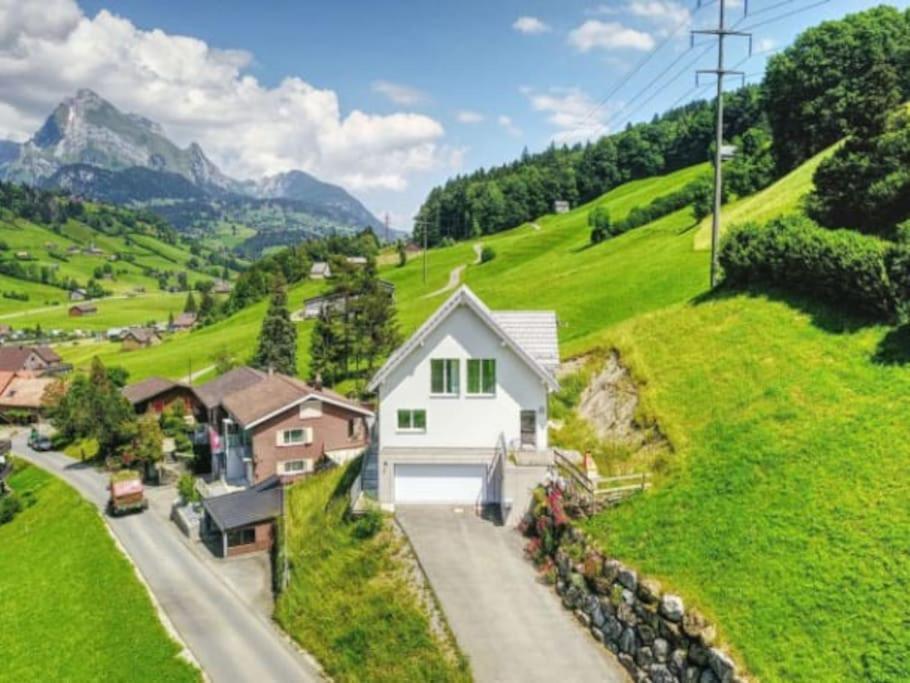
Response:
522,484,745,683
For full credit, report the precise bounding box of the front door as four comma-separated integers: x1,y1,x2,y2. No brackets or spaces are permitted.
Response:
520,410,537,448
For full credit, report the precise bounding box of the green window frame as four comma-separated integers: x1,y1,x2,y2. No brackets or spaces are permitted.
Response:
397,409,427,432
467,359,496,395
430,358,459,395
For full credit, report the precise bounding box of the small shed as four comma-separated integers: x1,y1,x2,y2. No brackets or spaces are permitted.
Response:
201,476,283,557
69,289,87,301
171,313,197,331
69,303,97,317
553,200,570,214
310,262,332,279
345,256,368,267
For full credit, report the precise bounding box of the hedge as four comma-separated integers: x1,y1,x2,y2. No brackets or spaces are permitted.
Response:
719,215,903,321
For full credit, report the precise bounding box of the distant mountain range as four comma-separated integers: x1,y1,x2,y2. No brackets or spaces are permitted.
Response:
0,89,394,254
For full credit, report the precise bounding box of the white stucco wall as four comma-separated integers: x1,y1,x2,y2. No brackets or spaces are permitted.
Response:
376,304,550,451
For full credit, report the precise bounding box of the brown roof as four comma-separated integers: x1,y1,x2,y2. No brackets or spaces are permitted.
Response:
0,347,49,372
70,304,97,313
0,325,11,336
123,328,160,344
33,346,61,364
122,377,181,405
0,377,55,409
222,372,372,428
194,367,266,410
173,313,197,328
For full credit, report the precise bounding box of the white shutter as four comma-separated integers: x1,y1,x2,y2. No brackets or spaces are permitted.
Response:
276,430,284,446
304,427,314,444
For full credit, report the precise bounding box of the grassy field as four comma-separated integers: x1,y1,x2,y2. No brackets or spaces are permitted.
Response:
581,291,910,681
0,460,198,682
275,461,470,683
8,292,187,332
58,164,711,381
693,145,836,250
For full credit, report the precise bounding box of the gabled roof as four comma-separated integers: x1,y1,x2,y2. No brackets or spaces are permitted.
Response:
367,285,559,392
310,261,331,274
0,347,45,372
123,328,159,344
194,367,266,410
0,376,55,408
203,476,282,531
33,346,61,364
173,313,197,328
222,372,373,429
122,377,183,405
70,303,97,312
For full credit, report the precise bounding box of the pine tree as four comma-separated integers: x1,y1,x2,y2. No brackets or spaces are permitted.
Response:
198,290,216,318
309,305,339,385
252,276,298,375
184,291,197,314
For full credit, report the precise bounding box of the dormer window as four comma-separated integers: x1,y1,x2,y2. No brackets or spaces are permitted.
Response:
430,359,459,396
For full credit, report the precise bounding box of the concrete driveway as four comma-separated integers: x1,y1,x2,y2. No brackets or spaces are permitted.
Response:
396,506,628,683
10,432,322,683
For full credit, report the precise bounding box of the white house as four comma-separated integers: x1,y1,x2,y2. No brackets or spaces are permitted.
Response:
367,285,559,512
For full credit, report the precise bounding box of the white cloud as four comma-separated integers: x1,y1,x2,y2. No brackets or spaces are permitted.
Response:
512,16,551,35
0,1,448,192
568,20,655,52
371,80,429,106
524,87,609,144
456,110,484,124
625,0,691,34
497,115,522,137
756,37,777,53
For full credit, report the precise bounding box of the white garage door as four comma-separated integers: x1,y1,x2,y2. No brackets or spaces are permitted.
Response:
394,464,487,504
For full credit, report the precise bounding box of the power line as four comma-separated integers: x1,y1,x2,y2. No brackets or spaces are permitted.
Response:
578,0,715,130
739,0,831,31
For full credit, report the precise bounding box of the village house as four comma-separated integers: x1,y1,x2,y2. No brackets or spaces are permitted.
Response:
0,374,55,418
121,327,162,351
69,288,88,301
198,368,373,557
171,312,197,331
0,325,11,341
345,256,368,267
364,285,560,523
122,377,202,418
309,261,331,279
0,346,68,376
301,280,395,319
212,280,232,295
69,303,97,317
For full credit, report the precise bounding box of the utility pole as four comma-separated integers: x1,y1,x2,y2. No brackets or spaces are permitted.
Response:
384,212,390,243
693,0,750,288
413,218,432,285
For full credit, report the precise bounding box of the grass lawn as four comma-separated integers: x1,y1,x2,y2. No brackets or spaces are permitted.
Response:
581,291,910,681
275,461,470,683
15,292,187,332
0,460,198,682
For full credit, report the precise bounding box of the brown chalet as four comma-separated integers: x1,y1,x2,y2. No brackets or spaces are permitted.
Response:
218,372,373,486
69,303,97,317
121,328,161,351
122,377,202,418
0,346,67,376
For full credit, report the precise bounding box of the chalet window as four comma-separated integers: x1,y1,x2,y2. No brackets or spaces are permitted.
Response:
227,527,256,547
397,409,427,432
282,459,308,474
279,428,312,446
430,359,459,395
467,359,496,395
347,418,357,439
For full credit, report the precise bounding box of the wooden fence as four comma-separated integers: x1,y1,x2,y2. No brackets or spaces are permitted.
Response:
552,448,651,505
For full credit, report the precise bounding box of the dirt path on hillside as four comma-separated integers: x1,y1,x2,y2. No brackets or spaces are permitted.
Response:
530,222,542,231
421,242,483,299
181,364,215,384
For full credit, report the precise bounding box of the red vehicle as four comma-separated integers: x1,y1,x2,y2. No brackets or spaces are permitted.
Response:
108,471,148,516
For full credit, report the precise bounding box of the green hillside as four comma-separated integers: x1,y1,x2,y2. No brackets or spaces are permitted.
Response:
59,163,710,380
52,139,910,679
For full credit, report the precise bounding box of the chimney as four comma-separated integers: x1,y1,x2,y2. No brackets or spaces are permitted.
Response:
314,372,323,391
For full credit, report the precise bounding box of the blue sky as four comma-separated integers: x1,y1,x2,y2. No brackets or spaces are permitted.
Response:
4,0,906,228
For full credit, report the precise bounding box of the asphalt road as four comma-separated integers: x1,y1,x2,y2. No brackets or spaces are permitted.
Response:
11,433,322,683
397,506,629,683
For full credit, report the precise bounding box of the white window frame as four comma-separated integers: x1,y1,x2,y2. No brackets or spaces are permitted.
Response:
466,358,497,396
430,358,460,396
277,427,313,446
280,459,310,474
396,409,427,433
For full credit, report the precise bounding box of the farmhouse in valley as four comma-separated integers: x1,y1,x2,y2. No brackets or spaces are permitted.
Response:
122,377,201,417
0,346,68,376
364,285,559,521
309,261,331,279
121,327,161,351
69,303,97,317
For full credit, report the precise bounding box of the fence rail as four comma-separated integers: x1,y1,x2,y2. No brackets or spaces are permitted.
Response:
552,448,650,505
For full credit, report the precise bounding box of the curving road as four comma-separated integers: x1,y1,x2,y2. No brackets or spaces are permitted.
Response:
11,433,323,683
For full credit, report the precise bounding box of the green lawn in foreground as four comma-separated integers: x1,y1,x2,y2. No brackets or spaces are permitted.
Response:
582,291,910,681
275,461,469,683
0,460,198,682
